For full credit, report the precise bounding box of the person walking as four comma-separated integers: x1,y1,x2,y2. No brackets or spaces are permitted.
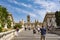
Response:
33,28,36,34
37,27,40,33
40,26,46,40
15,27,19,36
24,27,27,31
16,27,19,32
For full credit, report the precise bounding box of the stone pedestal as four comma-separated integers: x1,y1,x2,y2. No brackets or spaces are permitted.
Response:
4,23,8,29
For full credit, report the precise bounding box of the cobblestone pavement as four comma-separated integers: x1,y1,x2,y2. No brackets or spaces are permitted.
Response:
12,29,60,40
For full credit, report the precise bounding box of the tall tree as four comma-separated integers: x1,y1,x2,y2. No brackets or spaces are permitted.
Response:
7,18,11,28
0,5,8,27
14,23,22,29
55,11,60,26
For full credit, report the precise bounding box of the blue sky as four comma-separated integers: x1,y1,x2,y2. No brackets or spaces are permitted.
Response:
0,0,60,23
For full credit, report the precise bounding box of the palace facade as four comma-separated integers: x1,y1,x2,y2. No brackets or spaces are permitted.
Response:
19,15,42,29
43,12,57,30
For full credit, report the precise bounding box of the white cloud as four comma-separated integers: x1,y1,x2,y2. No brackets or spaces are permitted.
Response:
34,0,60,12
33,9,46,22
7,0,60,12
28,13,36,17
21,3,32,8
15,7,37,18
4,4,36,22
7,0,32,8
3,0,60,22
1,2,37,18
32,0,60,22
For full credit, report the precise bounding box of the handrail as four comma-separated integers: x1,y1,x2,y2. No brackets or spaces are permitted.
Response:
0,28,24,40
0,30,15,38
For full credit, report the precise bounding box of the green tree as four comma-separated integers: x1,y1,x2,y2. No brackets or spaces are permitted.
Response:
55,11,60,26
0,5,8,27
7,19,11,28
0,27,2,32
14,24,22,29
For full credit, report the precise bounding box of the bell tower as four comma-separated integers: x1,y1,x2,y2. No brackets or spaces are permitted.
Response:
27,15,30,26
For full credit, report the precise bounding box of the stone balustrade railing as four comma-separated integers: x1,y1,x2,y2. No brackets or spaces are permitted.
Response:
0,30,16,40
